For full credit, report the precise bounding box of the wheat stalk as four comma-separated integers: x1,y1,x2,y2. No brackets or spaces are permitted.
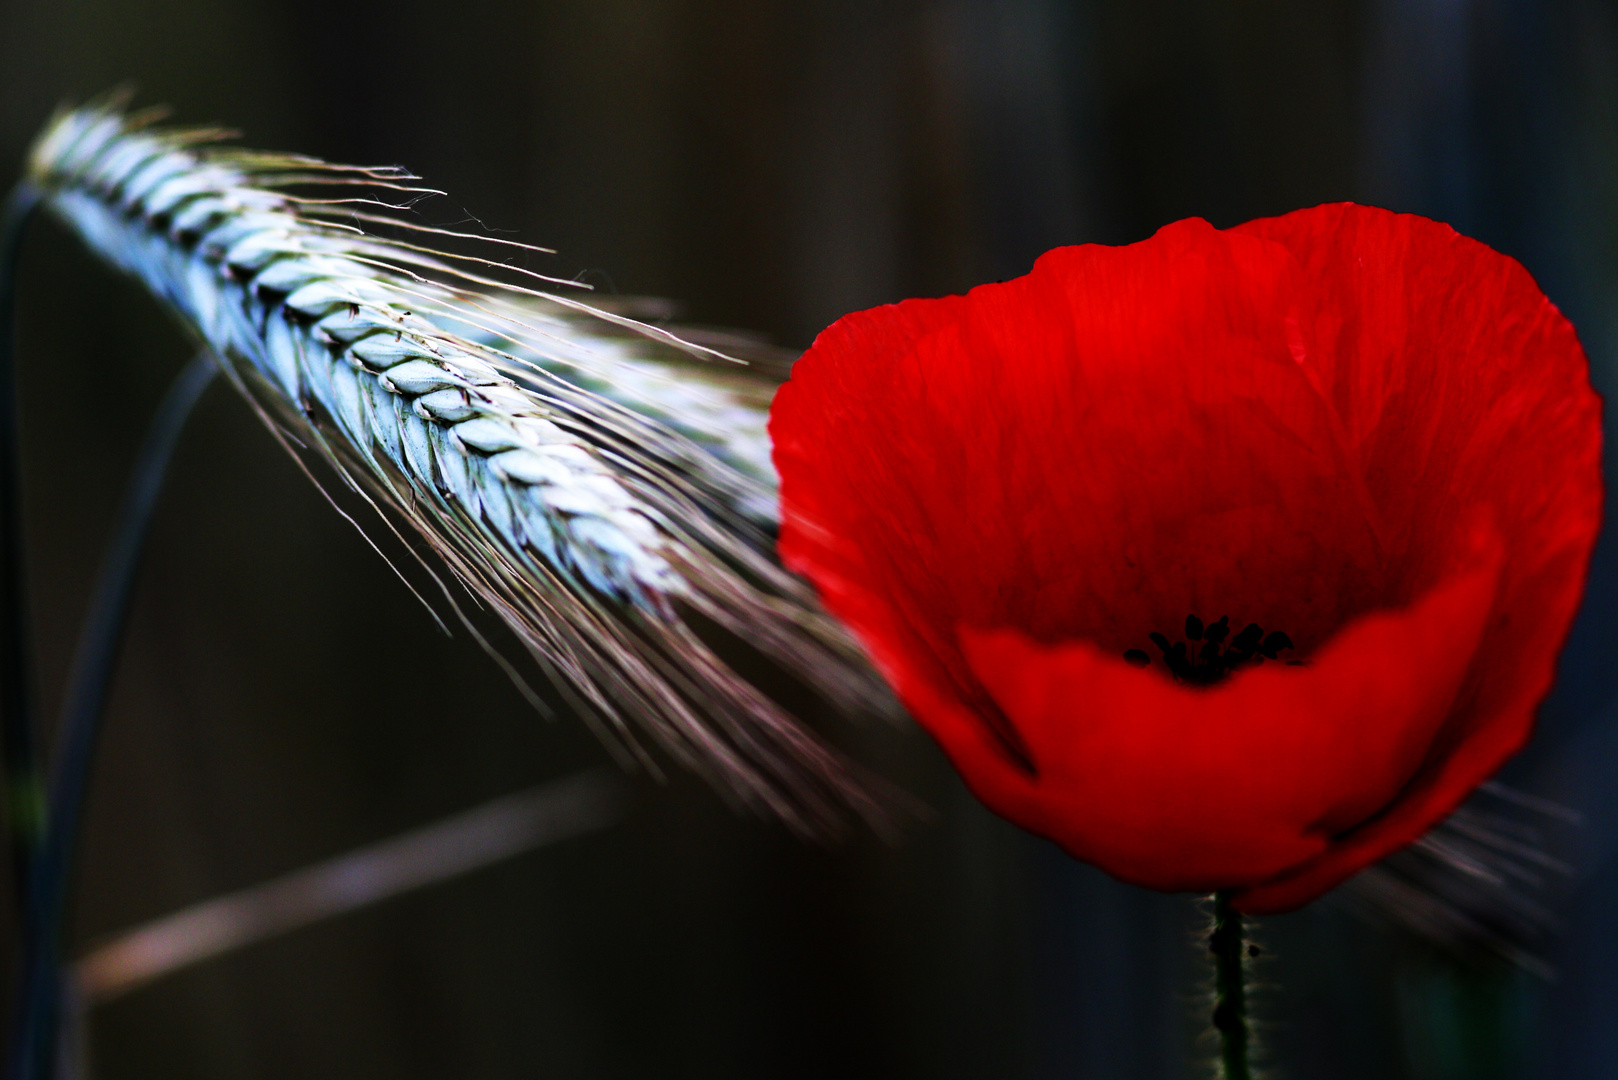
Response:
24,98,891,835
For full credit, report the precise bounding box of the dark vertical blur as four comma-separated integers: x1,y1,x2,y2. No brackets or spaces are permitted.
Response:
0,1,1614,1077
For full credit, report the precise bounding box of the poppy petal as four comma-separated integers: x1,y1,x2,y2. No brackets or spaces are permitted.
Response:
1227,204,1604,911
953,514,1501,895
775,219,1387,723
773,204,1602,910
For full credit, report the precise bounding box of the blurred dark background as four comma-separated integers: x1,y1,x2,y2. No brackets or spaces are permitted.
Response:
1,1,1617,1077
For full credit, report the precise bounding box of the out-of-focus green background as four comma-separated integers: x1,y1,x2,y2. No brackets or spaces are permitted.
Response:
1,2,1616,1077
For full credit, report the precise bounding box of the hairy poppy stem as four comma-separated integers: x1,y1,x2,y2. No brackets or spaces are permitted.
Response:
1210,890,1251,1080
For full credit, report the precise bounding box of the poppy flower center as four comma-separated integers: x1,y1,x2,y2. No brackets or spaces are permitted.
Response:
1123,614,1297,687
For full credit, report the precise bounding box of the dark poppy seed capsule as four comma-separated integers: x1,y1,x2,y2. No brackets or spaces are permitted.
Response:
1136,613,1299,687
1261,631,1294,659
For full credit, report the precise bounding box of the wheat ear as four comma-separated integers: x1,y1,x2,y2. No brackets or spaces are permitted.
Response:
25,100,892,836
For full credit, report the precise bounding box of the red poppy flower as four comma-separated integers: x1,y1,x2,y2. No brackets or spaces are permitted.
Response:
771,203,1602,913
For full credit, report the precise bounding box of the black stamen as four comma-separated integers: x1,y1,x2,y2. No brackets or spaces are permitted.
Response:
1123,613,1298,686
1260,631,1294,660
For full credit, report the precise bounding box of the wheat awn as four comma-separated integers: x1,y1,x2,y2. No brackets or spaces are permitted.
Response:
25,99,891,836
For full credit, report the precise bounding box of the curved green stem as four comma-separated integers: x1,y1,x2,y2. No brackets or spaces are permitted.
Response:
7,351,213,1080
1210,890,1251,1080
0,178,214,1079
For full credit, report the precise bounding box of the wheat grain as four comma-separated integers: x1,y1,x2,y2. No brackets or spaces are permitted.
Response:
25,99,892,836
